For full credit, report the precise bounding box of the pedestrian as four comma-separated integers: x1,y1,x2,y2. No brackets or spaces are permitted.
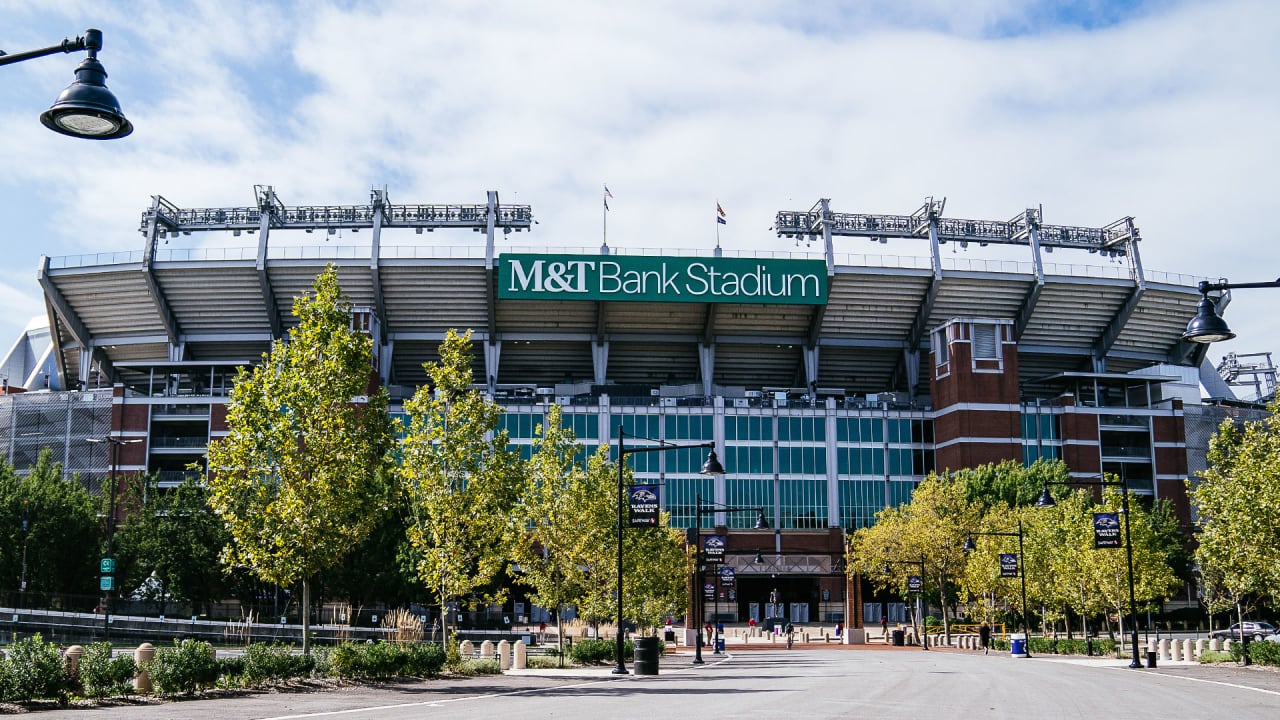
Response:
979,621,991,655
881,615,889,638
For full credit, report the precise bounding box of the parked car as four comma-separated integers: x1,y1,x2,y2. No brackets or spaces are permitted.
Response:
1209,622,1277,641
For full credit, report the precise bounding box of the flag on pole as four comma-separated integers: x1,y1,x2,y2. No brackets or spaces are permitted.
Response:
604,184,613,211
717,202,727,225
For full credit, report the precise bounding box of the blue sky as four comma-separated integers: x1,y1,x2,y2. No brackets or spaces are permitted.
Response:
2,0,1278,378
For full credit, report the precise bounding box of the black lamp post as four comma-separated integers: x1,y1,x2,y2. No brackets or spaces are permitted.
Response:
963,520,1030,655
0,29,132,139
1036,477,1142,669
1182,277,1280,343
20,499,30,607
87,436,142,641
691,494,768,664
884,554,929,650
613,428,725,675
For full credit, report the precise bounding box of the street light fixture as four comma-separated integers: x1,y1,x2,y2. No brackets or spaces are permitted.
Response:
883,553,929,650
963,520,1030,655
612,428,725,675
0,28,133,139
1182,277,1280,343
1036,476,1143,669
691,494,769,664
87,435,143,642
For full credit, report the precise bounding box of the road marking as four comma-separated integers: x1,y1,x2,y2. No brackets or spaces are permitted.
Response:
1141,670,1280,697
256,678,618,719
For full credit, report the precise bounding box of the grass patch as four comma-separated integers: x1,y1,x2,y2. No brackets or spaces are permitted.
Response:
1198,650,1233,664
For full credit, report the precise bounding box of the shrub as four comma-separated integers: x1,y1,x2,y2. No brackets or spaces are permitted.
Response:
241,643,314,683
79,643,137,699
461,658,501,674
1027,637,1116,656
145,639,219,696
1199,650,1233,664
400,643,446,677
2,634,70,702
569,638,617,665
1246,640,1280,667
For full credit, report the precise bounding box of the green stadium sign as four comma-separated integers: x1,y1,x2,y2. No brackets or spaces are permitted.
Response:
498,253,828,304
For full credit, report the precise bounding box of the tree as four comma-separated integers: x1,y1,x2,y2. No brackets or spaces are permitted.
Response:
509,406,603,661
0,449,100,602
398,329,522,649
1191,404,1280,617
113,477,233,616
206,265,395,653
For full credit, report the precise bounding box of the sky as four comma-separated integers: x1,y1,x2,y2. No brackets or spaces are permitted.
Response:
2,0,1277,386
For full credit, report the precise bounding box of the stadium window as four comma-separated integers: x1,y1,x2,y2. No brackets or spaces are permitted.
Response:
934,329,949,365
972,323,999,360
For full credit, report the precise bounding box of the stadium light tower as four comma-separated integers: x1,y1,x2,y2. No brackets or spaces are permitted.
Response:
1183,278,1280,343
0,29,133,139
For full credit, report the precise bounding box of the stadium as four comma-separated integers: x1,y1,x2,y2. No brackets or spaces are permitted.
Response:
1,186,1261,630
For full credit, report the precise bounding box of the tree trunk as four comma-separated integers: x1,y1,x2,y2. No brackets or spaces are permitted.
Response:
301,578,311,655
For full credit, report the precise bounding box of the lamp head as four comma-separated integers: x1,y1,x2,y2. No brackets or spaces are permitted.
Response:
753,550,764,564
700,449,726,475
754,510,770,530
962,536,976,552
40,33,132,140
1182,294,1235,343
883,562,891,574
1035,485,1056,508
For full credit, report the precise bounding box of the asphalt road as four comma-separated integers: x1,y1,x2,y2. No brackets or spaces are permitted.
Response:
24,647,1280,720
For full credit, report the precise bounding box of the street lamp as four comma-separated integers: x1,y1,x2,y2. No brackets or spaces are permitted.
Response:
87,435,142,642
691,494,768,664
1182,277,1280,343
1036,476,1143,669
0,29,132,139
20,499,30,607
963,520,1030,655
612,428,725,675
883,553,929,650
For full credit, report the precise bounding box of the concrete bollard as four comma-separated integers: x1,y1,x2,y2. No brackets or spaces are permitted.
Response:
480,640,495,659
459,640,475,658
1222,639,1233,654
1183,639,1195,661
497,640,511,670
134,643,156,694
1209,638,1221,653
1158,638,1170,660
63,645,84,680
1195,639,1207,658
513,640,527,670
1169,639,1181,661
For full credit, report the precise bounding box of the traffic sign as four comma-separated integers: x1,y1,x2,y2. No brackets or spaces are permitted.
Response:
100,576,115,591
100,558,115,574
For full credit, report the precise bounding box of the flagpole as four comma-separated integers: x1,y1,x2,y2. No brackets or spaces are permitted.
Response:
603,194,607,252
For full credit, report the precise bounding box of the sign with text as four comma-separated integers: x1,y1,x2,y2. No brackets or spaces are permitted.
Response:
1093,512,1122,548
498,254,828,304
703,581,716,600
628,484,660,528
719,566,737,587
907,575,922,593
999,553,1019,578
702,535,726,564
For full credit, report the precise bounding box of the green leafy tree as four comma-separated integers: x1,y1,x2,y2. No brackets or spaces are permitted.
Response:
206,265,395,653
1192,404,1280,623
0,449,100,601
398,329,522,648
961,459,1070,508
509,406,600,661
113,477,232,616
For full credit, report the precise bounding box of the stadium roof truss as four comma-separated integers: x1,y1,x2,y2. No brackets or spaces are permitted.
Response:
38,190,1206,400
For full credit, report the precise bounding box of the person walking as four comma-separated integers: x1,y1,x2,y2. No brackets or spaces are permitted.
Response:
785,622,795,649
979,622,992,655
881,614,889,642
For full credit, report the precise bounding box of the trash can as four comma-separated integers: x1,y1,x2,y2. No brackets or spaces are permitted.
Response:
1010,633,1028,657
664,629,676,642
1146,650,1157,668
633,636,660,676
892,630,906,647
714,638,725,653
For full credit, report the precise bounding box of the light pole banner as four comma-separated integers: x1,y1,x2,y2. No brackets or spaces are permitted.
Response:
628,484,659,528
719,566,736,587
498,253,828,304
908,575,922,593
999,553,1019,578
1093,512,1122,548
703,535,726,564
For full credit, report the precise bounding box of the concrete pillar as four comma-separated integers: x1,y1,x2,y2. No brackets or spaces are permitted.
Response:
480,640,495,659
63,645,84,679
1183,639,1195,661
134,643,156,694
1222,639,1233,654
1158,638,1170,660
497,640,511,670
1169,639,1181,661
1195,638,1207,658
513,640,527,670
1209,638,1221,652
459,640,475,658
